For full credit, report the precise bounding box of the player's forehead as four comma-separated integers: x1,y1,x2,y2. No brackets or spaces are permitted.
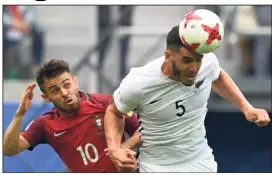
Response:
44,72,73,88
179,47,203,60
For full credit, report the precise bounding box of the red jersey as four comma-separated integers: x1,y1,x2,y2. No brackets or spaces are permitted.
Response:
20,91,139,173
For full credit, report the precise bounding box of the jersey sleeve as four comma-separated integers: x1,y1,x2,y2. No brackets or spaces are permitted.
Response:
124,113,139,136
20,116,47,151
113,73,144,114
209,53,221,81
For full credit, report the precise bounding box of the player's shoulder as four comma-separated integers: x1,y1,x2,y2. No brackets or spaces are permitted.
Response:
199,52,219,71
198,52,220,81
81,92,113,110
25,110,55,130
121,56,165,88
130,56,164,76
86,92,112,103
202,52,218,65
37,110,56,121
86,92,112,100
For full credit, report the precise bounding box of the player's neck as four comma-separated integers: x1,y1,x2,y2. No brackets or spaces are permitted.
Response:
161,61,180,81
57,109,77,118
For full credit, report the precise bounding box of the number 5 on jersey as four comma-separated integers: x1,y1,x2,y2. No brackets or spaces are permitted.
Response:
175,100,186,117
76,143,99,165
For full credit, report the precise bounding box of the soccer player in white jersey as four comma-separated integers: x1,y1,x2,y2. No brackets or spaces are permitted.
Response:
103,26,270,172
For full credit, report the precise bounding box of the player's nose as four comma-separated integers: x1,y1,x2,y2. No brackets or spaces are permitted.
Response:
60,88,68,97
189,63,200,73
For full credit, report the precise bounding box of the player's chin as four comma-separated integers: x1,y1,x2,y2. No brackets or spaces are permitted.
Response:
182,78,195,86
63,102,79,112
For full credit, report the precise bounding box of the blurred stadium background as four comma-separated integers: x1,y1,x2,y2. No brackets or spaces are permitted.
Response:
3,5,271,173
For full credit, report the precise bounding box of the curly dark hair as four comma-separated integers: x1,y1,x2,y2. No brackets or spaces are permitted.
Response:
36,59,70,93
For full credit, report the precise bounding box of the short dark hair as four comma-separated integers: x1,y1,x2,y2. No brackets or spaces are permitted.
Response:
166,25,184,52
36,59,70,93
166,25,203,58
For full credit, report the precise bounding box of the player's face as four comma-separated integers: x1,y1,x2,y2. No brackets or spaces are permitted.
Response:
170,47,203,86
42,72,81,114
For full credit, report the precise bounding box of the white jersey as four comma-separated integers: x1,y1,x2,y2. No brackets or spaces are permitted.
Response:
113,53,221,168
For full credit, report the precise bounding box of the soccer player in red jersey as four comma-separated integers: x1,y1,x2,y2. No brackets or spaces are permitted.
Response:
3,59,139,173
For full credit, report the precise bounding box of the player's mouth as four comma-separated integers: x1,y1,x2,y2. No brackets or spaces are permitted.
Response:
186,74,197,81
65,98,74,105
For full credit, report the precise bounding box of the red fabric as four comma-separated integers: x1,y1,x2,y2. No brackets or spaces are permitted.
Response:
87,93,139,135
20,91,139,172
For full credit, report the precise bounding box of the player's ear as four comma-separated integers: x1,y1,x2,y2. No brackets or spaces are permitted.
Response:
41,93,51,102
73,76,78,88
165,50,172,62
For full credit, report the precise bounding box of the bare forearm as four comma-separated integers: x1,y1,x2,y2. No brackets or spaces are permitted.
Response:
212,70,253,114
3,112,24,155
122,130,142,150
104,105,125,150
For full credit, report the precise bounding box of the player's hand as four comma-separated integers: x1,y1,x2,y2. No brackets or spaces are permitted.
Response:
107,148,137,172
244,107,270,127
16,83,36,115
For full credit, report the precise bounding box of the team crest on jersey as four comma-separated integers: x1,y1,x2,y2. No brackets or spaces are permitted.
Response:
194,78,206,92
92,114,103,129
92,114,104,136
95,118,102,127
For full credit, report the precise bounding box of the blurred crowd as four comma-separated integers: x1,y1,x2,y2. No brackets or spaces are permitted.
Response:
237,6,271,78
198,5,271,78
3,5,45,80
3,5,271,80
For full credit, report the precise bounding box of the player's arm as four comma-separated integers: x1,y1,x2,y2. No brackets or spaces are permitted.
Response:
3,112,31,156
104,100,126,150
212,69,253,113
3,83,37,156
90,92,143,150
122,113,142,150
104,78,143,151
122,129,142,150
104,77,143,172
212,69,270,126
105,101,138,172
90,93,129,149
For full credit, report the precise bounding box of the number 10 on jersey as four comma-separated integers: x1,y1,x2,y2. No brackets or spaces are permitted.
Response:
76,143,99,165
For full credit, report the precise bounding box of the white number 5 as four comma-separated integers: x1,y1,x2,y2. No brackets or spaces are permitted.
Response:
76,143,99,165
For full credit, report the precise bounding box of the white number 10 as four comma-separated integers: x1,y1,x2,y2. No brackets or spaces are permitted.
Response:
76,143,99,165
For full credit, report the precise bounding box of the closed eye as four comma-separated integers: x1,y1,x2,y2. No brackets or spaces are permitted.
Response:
50,87,60,93
64,82,71,88
182,56,193,63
